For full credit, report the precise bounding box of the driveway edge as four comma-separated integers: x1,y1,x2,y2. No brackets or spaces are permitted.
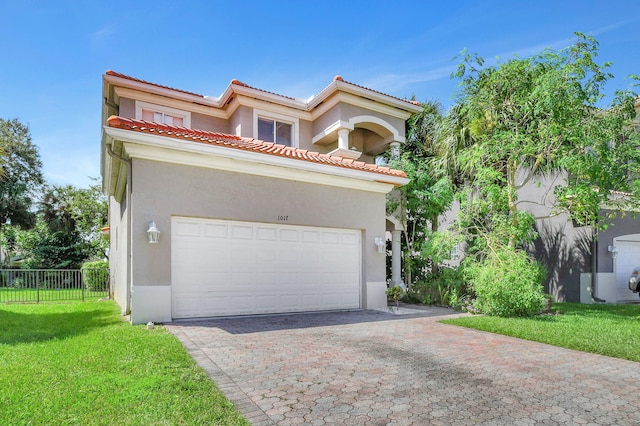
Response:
166,325,275,426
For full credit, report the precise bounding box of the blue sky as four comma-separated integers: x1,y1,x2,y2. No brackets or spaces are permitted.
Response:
0,0,638,188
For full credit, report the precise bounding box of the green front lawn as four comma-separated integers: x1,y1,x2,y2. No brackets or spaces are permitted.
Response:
442,303,640,362
0,300,248,425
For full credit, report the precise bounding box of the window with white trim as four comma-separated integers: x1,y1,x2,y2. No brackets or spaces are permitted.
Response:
253,109,298,147
135,101,191,128
258,117,293,146
141,109,184,126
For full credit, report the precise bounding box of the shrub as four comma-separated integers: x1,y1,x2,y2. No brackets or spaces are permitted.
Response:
386,285,404,307
405,267,470,307
464,248,545,317
81,260,109,291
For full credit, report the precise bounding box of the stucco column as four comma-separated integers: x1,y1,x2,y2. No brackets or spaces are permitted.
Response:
389,142,401,161
391,230,402,287
338,128,350,150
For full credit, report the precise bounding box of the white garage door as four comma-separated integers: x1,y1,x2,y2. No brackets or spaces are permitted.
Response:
171,217,361,319
615,239,640,302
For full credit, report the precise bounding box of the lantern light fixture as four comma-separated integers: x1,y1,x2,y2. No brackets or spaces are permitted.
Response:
147,221,160,244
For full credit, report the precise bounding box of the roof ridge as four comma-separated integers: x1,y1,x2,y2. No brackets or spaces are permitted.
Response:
105,70,420,108
105,116,407,179
230,79,297,101
333,75,421,106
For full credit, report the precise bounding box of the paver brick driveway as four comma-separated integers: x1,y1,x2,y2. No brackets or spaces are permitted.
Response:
166,307,640,425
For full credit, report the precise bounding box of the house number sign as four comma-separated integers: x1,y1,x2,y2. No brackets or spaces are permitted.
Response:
277,215,289,221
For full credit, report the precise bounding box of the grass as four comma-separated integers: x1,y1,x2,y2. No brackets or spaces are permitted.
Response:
0,300,248,426
442,302,640,362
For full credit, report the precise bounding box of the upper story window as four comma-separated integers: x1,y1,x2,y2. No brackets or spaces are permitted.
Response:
142,110,183,126
253,109,298,147
135,101,191,128
258,117,292,146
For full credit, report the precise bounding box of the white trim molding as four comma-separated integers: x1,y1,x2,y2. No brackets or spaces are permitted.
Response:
347,115,405,143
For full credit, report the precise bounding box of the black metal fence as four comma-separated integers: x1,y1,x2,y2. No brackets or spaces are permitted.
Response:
0,268,110,303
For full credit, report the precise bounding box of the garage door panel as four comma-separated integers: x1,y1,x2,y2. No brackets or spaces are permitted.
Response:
172,217,361,318
615,240,640,302
280,229,299,242
174,220,201,237
230,225,253,239
204,223,228,238
322,232,340,244
302,231,321,243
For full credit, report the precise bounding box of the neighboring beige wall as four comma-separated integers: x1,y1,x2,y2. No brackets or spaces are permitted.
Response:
126,159,388,314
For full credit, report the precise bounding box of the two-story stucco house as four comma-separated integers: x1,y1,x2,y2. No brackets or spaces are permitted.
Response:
100,71,421,324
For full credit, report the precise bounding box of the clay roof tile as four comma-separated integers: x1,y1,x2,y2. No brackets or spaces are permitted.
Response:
106,116,406,180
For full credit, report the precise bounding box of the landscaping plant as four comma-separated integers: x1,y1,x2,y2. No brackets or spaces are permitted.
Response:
464,248,546,317
386,285,404,308
81,260,109,291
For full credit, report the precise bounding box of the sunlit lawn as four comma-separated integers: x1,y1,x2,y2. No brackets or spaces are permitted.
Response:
0,300,248,425
442,302,640,362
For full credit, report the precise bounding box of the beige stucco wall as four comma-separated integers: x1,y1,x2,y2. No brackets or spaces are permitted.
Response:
122,159,388,322
298,118,313,150
119,98,135,119
108,192,130,315
312,103,342,138
191,112,229,133
229,105,253,137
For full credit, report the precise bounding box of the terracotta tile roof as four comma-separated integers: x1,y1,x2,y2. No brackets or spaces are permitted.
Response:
105,70,205,98
106,116,407,179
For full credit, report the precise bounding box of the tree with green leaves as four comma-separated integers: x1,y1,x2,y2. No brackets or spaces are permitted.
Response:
449,33,639,316
0,118,44,230
1,183,108,269
453,33,640,252
389,100,456,287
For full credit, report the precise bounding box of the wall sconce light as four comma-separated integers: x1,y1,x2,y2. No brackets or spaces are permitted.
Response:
374,237,385,254
147,221,160,244
608,245,618,259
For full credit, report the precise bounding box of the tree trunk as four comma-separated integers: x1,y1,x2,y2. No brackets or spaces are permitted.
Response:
431,214,439,274
507,160,518,249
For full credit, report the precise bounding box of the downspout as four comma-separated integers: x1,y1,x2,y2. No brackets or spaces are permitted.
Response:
591,223,605,303
105,142,134,315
